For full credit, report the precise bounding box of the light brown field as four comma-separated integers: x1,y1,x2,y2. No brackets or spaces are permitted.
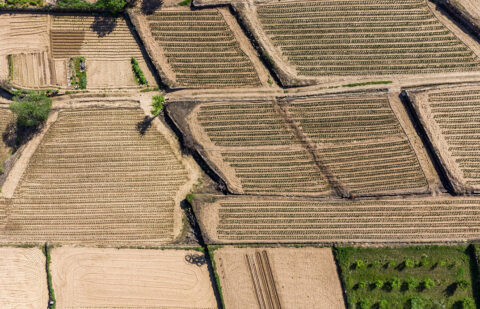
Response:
51,247,217,309
459,0,480,19
167,90,430,197
194,195,480,243
213,246,345,309
1,107,191,245
0,247,48,309
405,83,480,194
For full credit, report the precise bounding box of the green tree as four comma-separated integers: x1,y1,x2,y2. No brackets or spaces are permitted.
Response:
9,92,51,128
391,277,401,290
151,95,165,116
406,278,418,290
355,260,365,269
423,278,435,290
378,299,388,309
405,258,415,268
374,280,384,289
95,0,126,13
461,297,475,309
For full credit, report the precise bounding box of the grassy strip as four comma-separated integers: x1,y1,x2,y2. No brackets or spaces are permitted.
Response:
115,245,204,253
0,0,42,8
42,243,56,309
69,57,86,89
334,245,476,309
467,244,480,308
207,245,225,309
131,58,148,86
7,55,13,81
177,0,191,6
55,0,125,13
343,80,392,87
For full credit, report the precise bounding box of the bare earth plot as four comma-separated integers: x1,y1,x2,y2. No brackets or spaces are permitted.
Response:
51,247,217,309
213,246,344,309
0,14,54,89
0,247,48,309
405,83,480,194
1,107,190,245
166,91,429,197
233,0,480,86
130,8,262,88
194,195,480,243
460,0,480,18
51,15,155,89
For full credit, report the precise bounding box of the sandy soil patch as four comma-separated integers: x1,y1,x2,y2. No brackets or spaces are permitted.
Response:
459,0,480,19
0,247,48,309
51,247,217,308
214,246,345,309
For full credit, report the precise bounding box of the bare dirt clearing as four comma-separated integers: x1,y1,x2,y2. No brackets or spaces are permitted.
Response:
194,195,480,243
51,247,217,309
0,247,48,309
213,246,344,309
459,0,480,18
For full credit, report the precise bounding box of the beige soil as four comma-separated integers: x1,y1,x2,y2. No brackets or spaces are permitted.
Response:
0,247,48,309
218,7,275,88
214,246,345,309
459,0,480,19
51,247,216,308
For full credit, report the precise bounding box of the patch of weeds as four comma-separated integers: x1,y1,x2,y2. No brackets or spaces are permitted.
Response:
131,57,148,85
178,0,190,6
151,95,164,115
342,81,392,87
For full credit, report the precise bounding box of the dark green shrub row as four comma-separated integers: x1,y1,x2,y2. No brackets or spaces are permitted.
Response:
0,0,42,8
131,58,148,85
42,244,56,309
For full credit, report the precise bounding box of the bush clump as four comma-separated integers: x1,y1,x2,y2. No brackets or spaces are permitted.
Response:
131,58,148,85
151,95,164,115
9,92,52,128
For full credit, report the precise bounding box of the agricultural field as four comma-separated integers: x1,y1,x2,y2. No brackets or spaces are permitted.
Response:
167,91,429,197
405,83,480,194
335,246,477,309
193,195,480,243
1,107,191,245
234,0,480,85
51,247,217,308
0,247,48,309
0,107,13,174
131,8,263,88
211,246,344,309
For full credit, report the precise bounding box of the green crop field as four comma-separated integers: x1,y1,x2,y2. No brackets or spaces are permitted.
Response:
335,246,478,309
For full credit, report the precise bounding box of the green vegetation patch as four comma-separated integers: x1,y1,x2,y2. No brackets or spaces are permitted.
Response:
7,55,13,81
10,92,52,128
343,81,392,88
207,245,225,309
151,95,164,115
0,0,42,8
55,0,125,12
69,57,87,89
177,0,191,6
42,244,56,309
334,246,477,309
131,57,148,86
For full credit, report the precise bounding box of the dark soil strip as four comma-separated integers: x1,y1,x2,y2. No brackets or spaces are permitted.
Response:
399,91,455,194
182,200,224,309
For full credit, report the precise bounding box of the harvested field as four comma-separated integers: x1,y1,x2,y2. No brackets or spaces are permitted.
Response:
3,108,190,245
10,52,55,88
405,84,480,194
167,91,428,197
144,9,261,88
51,15,154,88
194,195,480,243
51,247,217,308
0,247,48,309
213,246,344,309
252,0,480,83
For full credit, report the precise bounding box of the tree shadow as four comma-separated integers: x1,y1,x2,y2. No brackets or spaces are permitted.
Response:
90,15,117,38
2,121,39,152
136,116,154,135
141,0,163,15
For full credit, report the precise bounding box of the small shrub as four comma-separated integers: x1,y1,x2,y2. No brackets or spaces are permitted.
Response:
407,296,425,309
405,258,415,268
423,278,435,290
374,280,384,289
186,193,194,204
355,259,365,269
177,0,191,5
358,298,371,309
358,280,366,289
405,278,418,290
391,277,401,290
457,267,465,278
8,55,14,81
461,297,475,309
457,279,470,290
378,299,388,309
151,95,164,115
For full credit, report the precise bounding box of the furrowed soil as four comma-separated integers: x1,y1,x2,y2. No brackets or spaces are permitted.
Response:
213,246,345,309
51,247,217,308
0,247,48,309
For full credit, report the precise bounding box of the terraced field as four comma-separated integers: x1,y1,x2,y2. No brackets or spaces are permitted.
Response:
282,93,428,195
256,0,480,78
405,84,480,194
146,10,260,88
172,100,332,196
51,15,143,59
3,108,189,245
195,196,480,243
170,92,428,197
